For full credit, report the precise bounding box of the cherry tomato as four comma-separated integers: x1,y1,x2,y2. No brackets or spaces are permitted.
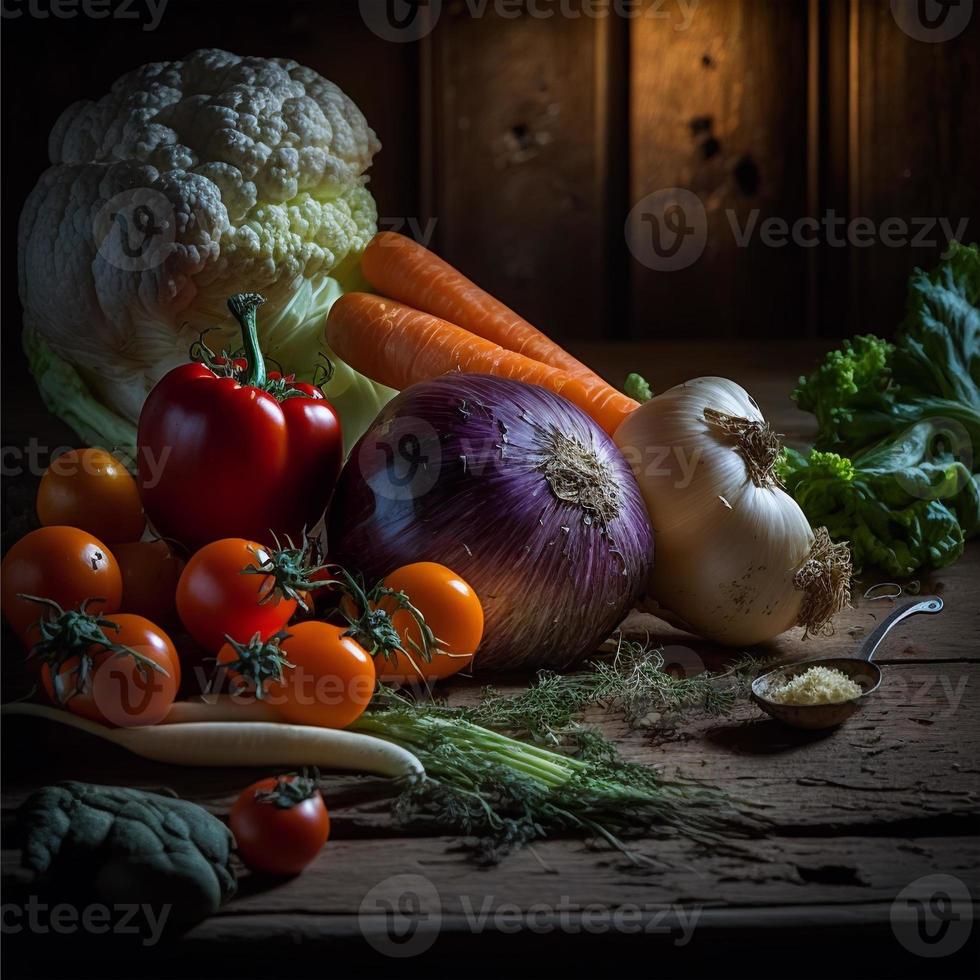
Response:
36,448,144,544
1,527,122,646
375,563,484,683
114,540,185,624
39,613,179,727
230,773,330,876
217,621,375,729
176,539,297,652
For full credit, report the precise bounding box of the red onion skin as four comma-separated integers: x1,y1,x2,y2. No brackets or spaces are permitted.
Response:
327,374,653,671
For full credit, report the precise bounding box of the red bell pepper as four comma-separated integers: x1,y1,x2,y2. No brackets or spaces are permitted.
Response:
137,293,343,551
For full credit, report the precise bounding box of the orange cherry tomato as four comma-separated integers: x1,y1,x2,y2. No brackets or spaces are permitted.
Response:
176,539,297,652
217,621,375,729
39,613,179,727
375,562,484,683
230,774,330,876
1,526,122,646
36,448,145,544
114,540,185,624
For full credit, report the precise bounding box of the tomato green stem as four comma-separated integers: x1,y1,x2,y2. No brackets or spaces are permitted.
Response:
254,768,321,808
227,292,268,388
22,595,169,705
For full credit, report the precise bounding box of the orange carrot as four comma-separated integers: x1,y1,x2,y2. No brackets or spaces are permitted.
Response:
362,232,608,386
326,293,638,435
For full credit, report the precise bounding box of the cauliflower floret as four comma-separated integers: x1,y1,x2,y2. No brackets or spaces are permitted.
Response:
19,49,392,453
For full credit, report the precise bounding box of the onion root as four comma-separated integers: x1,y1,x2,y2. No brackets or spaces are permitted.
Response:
794,526,853,636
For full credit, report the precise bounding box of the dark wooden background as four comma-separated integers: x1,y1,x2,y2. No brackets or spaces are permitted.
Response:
2,0,978,391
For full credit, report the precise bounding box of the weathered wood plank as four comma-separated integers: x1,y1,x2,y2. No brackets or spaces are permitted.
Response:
845,0,980,337
629,0,809,340
4,834,977,917
5,661,977,839
424,7,618,341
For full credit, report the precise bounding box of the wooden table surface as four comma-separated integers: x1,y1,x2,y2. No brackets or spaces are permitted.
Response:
2,343,977,979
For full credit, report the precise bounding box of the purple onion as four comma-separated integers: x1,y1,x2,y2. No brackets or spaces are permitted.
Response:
327,374,653,671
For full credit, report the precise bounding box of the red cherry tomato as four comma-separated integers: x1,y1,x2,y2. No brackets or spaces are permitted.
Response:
36,448,145,544
1,527,122,646
230,773,330,876
374,563,484,683
176,539,297,652
39,613,179,727
216,621,376,730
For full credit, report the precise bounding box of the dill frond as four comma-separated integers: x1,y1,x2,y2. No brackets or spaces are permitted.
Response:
353,638,769,863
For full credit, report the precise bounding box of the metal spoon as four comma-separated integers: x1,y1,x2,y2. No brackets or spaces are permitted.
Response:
751,596,944,730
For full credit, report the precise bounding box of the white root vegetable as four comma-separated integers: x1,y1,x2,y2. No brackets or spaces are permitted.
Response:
615,377,851,646
162,698,278,725
1,702,424,780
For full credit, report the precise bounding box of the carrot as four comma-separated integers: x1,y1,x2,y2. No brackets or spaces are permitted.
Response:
362,232,608,386
326,293,639,435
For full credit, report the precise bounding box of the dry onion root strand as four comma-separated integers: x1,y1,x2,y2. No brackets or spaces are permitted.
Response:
794,526,853,637
703,407,782,489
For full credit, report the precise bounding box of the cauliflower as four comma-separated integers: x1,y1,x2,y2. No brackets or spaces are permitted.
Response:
18,48,395,456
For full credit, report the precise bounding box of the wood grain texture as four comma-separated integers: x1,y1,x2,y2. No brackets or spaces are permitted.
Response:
628,0,809,340
422,6,617,341
846,0,980,336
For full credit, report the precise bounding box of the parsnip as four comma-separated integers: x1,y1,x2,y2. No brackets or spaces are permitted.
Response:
1,703,424,779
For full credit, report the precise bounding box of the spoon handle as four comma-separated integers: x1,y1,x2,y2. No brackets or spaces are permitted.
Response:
859,596,944,662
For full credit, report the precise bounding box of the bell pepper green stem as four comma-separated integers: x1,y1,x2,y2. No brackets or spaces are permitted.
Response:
227,293,268,388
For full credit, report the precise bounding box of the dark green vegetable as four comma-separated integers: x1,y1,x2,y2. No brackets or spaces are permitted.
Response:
783,243,980,576
778,428,980,577
793,243,979,455
19,782,236,924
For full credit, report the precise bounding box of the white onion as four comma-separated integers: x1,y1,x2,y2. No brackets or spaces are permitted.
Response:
614,377,851,645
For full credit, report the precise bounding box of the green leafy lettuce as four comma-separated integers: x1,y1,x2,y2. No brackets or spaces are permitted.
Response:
777,428,980,577
783,243,980,576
